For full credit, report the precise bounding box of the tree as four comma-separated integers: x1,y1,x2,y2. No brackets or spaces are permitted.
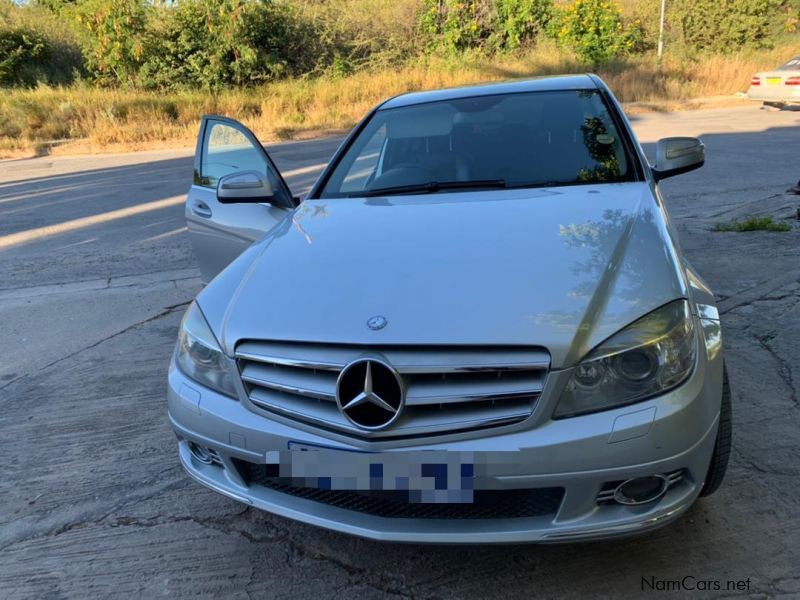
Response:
72,0,148,85
551,0,643,65
138,0,312,89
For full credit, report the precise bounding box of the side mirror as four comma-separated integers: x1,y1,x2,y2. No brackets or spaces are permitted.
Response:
653,137,705,181
217,170,274,204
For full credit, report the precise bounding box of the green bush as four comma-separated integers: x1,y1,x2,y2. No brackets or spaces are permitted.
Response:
670,0,783,52
419,0,491,53
137,0,315,90
551,0,643,65
0,25,48,86
71,0,148,85
492,0,554,50
0,4,83,87
294,0,423,72
419,0,553,54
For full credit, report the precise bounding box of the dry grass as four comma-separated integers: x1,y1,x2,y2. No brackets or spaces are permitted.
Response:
0,40,794,158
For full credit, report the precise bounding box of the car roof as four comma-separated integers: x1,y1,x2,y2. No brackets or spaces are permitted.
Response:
379,74,601,110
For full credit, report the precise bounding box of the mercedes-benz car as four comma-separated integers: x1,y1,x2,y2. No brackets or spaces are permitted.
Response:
168,75,731,543
747,55,800,107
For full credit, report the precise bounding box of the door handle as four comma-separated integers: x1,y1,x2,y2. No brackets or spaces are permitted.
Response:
191,201,212,218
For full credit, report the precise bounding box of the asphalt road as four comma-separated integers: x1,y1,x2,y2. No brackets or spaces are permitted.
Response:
1,105,799,599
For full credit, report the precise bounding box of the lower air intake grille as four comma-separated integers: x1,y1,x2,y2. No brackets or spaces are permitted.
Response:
238,461,563,520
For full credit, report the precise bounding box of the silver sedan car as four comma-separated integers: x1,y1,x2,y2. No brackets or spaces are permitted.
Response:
168,75,731,543
747,56,800,107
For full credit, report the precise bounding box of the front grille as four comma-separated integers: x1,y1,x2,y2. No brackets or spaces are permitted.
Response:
238,461,563,520
235,341,550,439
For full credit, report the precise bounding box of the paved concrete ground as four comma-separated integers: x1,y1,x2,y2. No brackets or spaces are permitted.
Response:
1,105,799,599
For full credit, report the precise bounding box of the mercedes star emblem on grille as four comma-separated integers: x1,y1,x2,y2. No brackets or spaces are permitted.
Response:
335,359,404,429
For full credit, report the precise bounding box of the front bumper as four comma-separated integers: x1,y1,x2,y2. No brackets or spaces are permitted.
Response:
168,342,722,543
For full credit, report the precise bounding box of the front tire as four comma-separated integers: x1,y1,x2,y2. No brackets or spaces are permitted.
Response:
700,365,732,497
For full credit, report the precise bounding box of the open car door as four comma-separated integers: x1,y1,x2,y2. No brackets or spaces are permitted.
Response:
186,115,297,282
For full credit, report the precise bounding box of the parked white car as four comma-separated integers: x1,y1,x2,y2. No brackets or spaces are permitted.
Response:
747,55,800,107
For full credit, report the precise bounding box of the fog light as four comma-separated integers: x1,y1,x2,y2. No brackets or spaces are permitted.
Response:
188,441,213,465
613,475,669,505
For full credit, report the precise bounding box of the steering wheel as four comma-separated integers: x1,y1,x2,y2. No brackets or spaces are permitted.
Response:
370,163,435,190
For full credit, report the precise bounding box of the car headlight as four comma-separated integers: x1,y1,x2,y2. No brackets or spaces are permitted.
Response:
554,300,696,418
175,301,237,398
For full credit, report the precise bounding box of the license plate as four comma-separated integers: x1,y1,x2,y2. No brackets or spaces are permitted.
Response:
267,442,476,503
766,77,782,85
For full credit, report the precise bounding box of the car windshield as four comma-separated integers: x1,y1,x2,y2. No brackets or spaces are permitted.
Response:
319,90,636,198
778,56,800,70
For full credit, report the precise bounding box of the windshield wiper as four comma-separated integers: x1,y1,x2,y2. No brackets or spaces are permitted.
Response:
505,179,581,189
361,179,506,197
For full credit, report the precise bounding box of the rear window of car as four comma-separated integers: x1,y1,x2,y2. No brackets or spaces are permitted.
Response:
779,56,800,70
319,90,636,198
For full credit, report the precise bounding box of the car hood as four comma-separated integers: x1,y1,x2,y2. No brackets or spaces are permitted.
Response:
198,183,687,369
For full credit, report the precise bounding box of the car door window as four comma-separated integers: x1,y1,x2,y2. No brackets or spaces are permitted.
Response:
199,121,268,188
